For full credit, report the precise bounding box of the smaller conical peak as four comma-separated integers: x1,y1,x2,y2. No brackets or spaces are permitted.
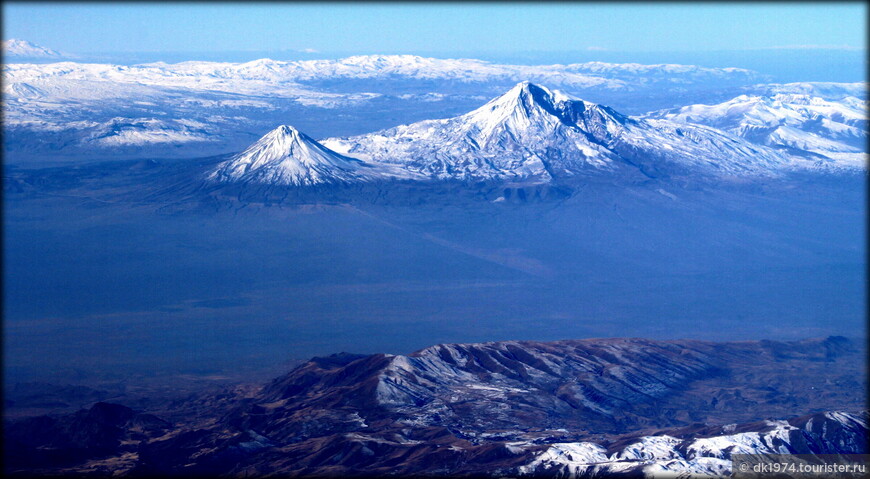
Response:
253,125,321,150
243,125,333,163
210,124,379,186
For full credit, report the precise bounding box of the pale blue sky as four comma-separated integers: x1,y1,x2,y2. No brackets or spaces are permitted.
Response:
3,2,866,54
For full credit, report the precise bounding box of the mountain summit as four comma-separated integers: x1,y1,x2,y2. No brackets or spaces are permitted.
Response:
208,125,381,186
462,81,631,148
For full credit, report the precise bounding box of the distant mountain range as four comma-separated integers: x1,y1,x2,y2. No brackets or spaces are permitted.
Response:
208,82,862,187
4,336,865,476
1,52,765,90
3,48,865,164
2,38,63,59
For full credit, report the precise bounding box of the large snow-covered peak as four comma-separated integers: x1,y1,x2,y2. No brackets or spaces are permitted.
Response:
321,82,634,182
482,81,562,111
322,81,801,182
208,125,385,186
469,82,585,119
462,81,629,142
461,82,566,136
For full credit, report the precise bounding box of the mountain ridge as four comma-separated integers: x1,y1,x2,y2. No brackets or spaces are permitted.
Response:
5,336,863,477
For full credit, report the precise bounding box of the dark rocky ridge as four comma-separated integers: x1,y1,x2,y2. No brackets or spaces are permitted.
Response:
3,336,865,477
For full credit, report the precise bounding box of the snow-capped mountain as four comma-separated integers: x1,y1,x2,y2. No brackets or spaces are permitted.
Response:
321,82,806,182
648,93,868,166
207,125,413,186
325,81,617,182
2,39,62,58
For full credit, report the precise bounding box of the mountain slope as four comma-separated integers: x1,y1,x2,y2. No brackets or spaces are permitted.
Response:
2,39,62,59
207,125,414,186
648,93,868,167
322,82,803,182
250,336,863,442
3,336,865,477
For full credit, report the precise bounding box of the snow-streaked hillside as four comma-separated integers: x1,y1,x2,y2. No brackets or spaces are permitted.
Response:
3,332,865,477
648,93,868,167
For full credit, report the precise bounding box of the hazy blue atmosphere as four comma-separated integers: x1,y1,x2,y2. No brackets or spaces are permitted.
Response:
2,3,867,476
5,175,866,385
4,3,865,53
3,3,867,82
4,1,867,383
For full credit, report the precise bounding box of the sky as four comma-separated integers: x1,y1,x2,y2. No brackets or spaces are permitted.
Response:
3,2,866,55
